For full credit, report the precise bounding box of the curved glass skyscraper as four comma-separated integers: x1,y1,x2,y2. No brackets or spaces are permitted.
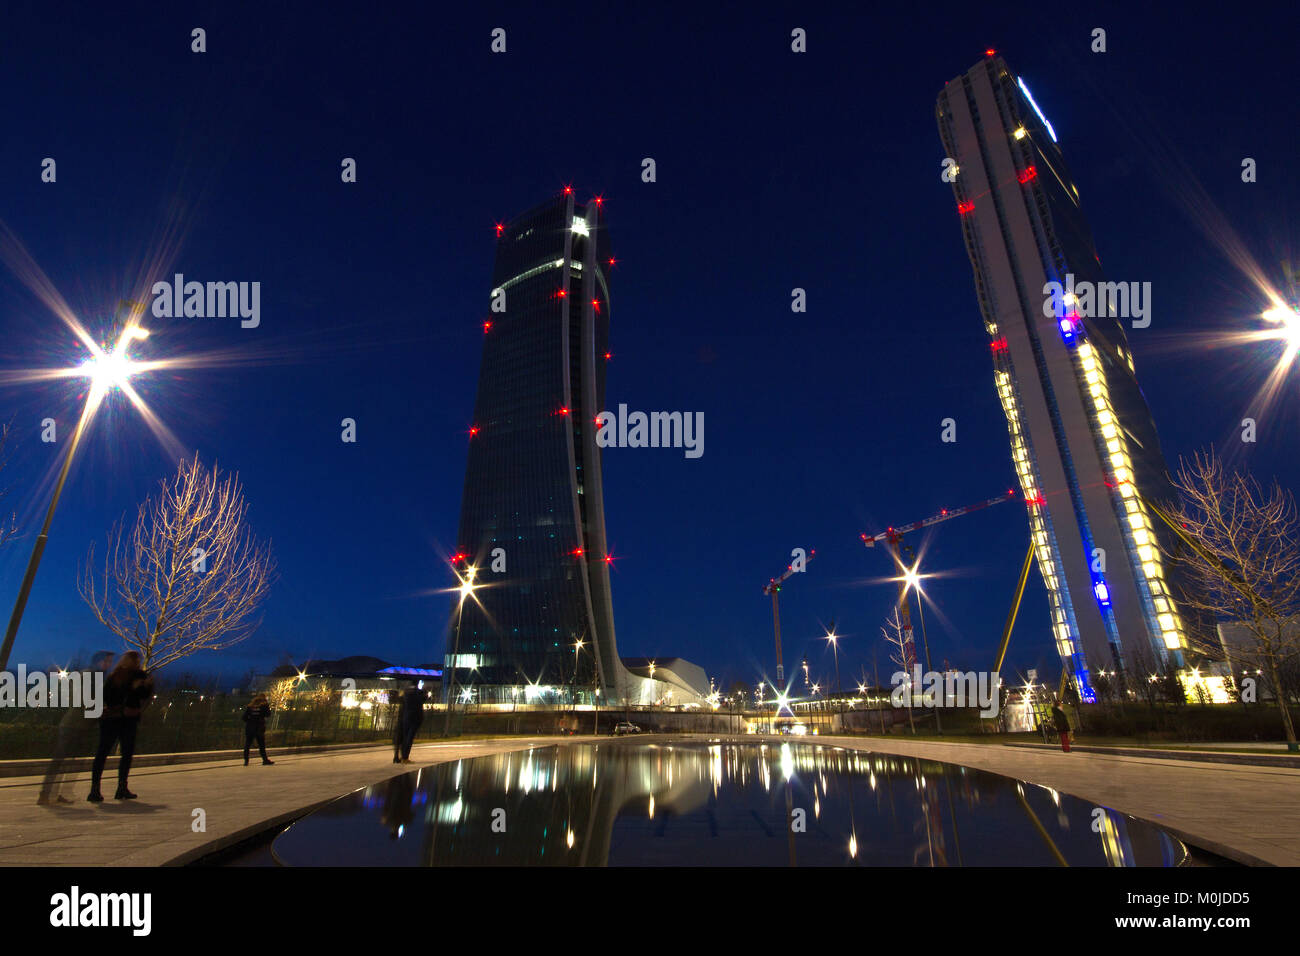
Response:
937,54,1209,699
447,191,624,705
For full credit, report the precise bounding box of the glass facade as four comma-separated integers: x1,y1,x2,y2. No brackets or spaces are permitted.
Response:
447,193,624,704
936,55,1210,698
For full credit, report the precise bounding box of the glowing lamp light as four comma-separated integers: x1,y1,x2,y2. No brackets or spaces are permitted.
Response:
79,328,149,397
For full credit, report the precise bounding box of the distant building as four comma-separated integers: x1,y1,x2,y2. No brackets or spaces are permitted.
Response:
620,658,712,707
447,191,622,706
936,53,1210,700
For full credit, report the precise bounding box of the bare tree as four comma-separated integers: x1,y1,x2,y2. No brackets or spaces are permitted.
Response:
881,606,915,733
80,454,277,671
0,420,17,550
1165,450,1300,746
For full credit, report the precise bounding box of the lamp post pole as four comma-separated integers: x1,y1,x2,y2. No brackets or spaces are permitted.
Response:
0,398,95,671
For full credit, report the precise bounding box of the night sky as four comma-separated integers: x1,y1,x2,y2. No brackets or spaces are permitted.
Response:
1,2,1296,692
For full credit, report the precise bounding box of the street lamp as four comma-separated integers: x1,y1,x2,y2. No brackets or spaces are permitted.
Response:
902,547,942,735
442,563,479,736
0,324,153,670
571,637,585,715
826,624,843,732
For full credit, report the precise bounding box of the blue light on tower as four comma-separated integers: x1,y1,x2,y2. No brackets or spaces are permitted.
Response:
1017,77,1058,142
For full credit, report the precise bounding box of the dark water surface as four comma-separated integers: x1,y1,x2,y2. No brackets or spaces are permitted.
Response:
269,739,1186,866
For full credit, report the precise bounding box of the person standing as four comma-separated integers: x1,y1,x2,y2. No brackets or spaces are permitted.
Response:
242,694,274,766
399,682,427,763
39,651,115,805
88,651,154,801
1050,700,1073,753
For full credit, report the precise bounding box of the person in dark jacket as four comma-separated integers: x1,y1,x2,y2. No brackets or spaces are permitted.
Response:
1050,700,1072,752
242,694,274,765
398,682,427,763
88,651,154,801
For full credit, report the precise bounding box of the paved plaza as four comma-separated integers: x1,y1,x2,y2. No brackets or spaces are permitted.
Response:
1,734,1295,866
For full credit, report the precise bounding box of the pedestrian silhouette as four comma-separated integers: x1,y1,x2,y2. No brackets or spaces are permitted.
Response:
398,682,427,763
88,651,154,801
1050,700,1072,753
242,693,274,765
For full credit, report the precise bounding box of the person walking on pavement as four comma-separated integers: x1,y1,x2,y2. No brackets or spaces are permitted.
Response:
242,693,275,765
88,651,154,801
39,651,115,805
399,682,427,763
1050,699,1073,753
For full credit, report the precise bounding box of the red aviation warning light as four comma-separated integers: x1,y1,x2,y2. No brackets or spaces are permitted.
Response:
991,336,1009,352
593,195,604,207
958,200,975,215
563,185,573,195
607,257,616,267
468,425,479,437
985,48,996,56
1018,165,1038,184
495,223,504,237
483,320,492,333
571,547,584,557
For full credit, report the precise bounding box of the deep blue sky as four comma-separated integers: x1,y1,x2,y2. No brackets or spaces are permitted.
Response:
1,2,1296,691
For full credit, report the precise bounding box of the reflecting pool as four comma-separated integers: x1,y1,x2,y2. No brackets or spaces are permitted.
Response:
270,739,1186,866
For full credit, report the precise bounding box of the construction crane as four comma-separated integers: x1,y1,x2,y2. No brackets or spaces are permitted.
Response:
862,491,1020,705
761,549,815,686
